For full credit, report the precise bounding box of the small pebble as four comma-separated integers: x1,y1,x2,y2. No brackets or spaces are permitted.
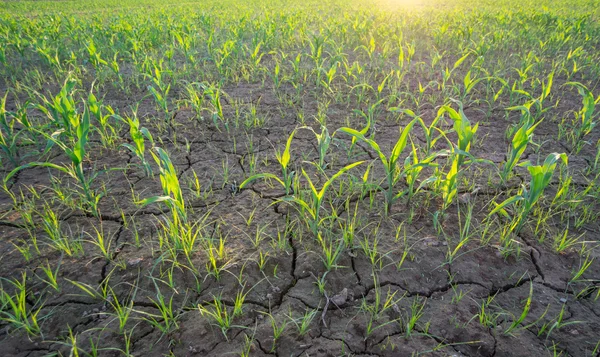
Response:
331,288,348,306
127,257,143,267
423,237,441,247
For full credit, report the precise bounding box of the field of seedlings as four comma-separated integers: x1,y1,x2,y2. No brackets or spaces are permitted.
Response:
1,0,600,355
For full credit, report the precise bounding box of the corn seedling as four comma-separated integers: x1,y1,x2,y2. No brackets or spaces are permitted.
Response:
146,61,172,125
39,206,83,257
119,110,154,177
469,294,502,328
200,83,227,131
491,153,568,234
36,259,61,292
87,91,118,148
0,272,43,336
198,295,237,339
404,297,427,337
564,82,599,152
301,125,331,171
139,147,186,220
0,94,25,167
317,232,345,271
240,129,296,195
5,105,103,215
285,161,363,236
289,307,318,336
105,286,136,333
544,304,583,340
261,312,287,352
140,292,179,334
338,118,419,213
504,282,533,335
500,109,541,185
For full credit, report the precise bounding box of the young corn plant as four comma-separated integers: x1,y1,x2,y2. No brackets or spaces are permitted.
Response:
349,100,383,153
301,125,331,171
143,148,212,260
39,205,83,257
5,105,102,215
491,153,568,234
239,129,296,195
285,161,363,237
569,251,594,285
185,82,204,118
338,117,419,213
469,294,502,328
405,139,438,203
139,147,186,221
443,101,479,169
0,94,25,167
105,286,136,334
146,60,172,126
403,297,427,337
543,304,583,340
36,260,61,292
203,232,232,281
460,68,487,103
140,292,179,334
504,282,533,335
198,295,237,339
513,70,555,121
36,78,79,137
360,277,404,339
436,101,479,211
445,200,475,264
119,110,154,177
85,40,107,71
261,312,288,352
0,272,43,337
316,232,345,271
399,107,444,156
87,91,118,148
288,307,318,336
200,83,227,132
564,82,599,153
85,225,116,262
500,109,541,185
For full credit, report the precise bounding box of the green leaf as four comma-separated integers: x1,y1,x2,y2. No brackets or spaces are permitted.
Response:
73,106,90,164
390,118,418,167
317,161,364,200
337,127,388,167
137,195,173,207
452,52,470,70
490,195,524,216
301,168,319,199
239,173,286,190
281,195,315,219
4,162,70,184
281,130,296,169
